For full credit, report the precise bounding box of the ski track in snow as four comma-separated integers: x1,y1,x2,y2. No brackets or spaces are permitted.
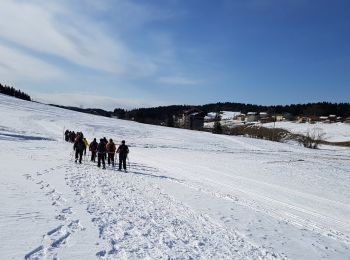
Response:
173,163,350,244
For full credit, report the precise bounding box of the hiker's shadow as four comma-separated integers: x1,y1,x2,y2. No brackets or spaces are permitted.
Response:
128,170,181,182
126,162,182,182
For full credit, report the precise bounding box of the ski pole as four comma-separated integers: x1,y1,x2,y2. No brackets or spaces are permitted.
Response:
114,152,116,168
127,155,130,170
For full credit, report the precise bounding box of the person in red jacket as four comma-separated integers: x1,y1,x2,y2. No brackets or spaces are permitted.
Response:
106,139,116,167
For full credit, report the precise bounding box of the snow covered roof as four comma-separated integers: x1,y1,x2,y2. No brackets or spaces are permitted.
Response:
220,111,241,120
206,111,242,120
206,112,217,118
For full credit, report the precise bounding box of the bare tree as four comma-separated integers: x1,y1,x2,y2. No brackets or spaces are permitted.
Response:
298,128,326,149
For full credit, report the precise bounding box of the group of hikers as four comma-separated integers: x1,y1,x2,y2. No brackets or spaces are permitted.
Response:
64,129,129,171
64,130,80,143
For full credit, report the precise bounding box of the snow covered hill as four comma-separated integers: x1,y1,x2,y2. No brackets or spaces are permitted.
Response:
1,94,350,259
263,121,350,142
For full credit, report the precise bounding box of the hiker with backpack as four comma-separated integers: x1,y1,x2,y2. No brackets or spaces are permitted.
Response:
89,138,98,162
64,129,70,142
106,139,116,167
73,134,86,164
117,140,129,171
97,138,107,169
70,131,76,143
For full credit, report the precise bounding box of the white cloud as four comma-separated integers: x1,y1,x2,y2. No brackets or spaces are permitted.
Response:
0,0,198,99
157,76,200,86
33,92,164,110
0,0,158,76
0,44,62,81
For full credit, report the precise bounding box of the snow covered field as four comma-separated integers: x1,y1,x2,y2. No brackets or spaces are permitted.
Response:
1,94,350,259
263,121,350,142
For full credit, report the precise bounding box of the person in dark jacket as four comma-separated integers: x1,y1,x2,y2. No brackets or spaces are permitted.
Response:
70,131,76,143
102,137,108,160
73,135,85,164
97,138,107,169
117,140,129,171
64,130,70,142
106,139,116,167
89,138,98,162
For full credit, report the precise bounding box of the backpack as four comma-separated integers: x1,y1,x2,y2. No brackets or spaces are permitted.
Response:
89,141,98,152
118,144,129,155
106,142,116,153
75,139,85,151
97,142,107,153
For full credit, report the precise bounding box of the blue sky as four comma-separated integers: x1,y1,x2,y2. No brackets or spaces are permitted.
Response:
0,0,349,110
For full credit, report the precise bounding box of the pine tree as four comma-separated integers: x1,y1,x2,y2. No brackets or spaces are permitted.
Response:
212,113,223,134
167,115,175,127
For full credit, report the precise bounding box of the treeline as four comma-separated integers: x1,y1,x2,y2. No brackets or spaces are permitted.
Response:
200,102,350,117
49,101,350,125
50,104,113,118
118,102,350,125
118,105,189,124
0,83,31,101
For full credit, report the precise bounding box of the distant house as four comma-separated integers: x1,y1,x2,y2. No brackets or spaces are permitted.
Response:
177,108,205,130
259,112,269,119
258,112,272,123
297,116,311,123
319,116,328,122
282,113,294,121
221,111,241,120
309,115,322,123
297,115,321,123
236,114,246,122
204,112,217,122
328,115,337,123
246,112,258,122
273,114,284,122
297,116,305,123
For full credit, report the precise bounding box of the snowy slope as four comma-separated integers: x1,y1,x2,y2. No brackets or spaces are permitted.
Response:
263,121,350,142
1,94,350,259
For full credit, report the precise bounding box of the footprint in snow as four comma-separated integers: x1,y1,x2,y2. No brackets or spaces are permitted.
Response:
61,207,73,214
25,220,84,259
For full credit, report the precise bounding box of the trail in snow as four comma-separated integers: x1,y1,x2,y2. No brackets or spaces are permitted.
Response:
21,158,283,259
